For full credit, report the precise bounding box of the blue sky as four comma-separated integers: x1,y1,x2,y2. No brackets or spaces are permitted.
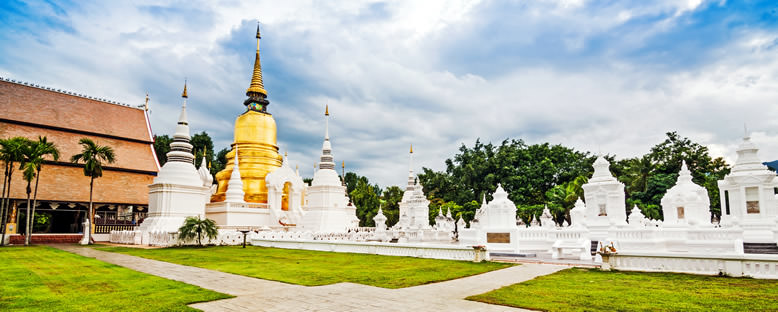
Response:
1,0,777,187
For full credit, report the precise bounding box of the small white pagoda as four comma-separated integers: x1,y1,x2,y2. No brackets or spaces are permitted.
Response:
661,161,712,227
582,155,627,239
395,145,431,230
718,134,778,242
460,184,521,253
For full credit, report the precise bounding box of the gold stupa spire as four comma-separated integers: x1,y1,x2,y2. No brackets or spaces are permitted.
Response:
325,104,329,116
246,22,267,96
182,80,188,98
410,144,413,154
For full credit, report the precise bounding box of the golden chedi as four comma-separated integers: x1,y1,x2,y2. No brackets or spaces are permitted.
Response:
212,24,283,203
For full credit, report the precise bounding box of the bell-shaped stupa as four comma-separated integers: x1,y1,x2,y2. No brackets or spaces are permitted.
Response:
212,23,283,203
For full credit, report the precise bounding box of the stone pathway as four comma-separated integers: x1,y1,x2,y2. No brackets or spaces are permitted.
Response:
54,245,566,312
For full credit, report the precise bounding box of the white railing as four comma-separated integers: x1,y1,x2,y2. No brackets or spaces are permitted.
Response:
250,237,488,262
110,229,247,247
603,252,778,279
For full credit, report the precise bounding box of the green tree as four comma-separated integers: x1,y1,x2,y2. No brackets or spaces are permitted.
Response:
0,137,30,246
191,131,215,169
350,177,380,226
153,135,172,166
381,186,403,226
22,137,60,245
211,147,230,176
614,132,730,219
419,138,594,208
70,138,116,244
177,216,218,246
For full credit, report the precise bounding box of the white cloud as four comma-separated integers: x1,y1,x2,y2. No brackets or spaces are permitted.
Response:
1,0,775,189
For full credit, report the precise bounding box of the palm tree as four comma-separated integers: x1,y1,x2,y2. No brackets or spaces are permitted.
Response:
178,216,219,246
22,137,59,245
70,138,115,244
0,137,31,246
20,149,36,246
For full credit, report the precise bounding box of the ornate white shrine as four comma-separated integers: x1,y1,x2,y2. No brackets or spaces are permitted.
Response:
718,135,778,242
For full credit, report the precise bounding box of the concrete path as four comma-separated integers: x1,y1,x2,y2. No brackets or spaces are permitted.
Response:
54,245,566,312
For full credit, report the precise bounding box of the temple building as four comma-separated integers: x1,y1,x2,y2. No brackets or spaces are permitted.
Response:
201,24,357,232
0,77,158,239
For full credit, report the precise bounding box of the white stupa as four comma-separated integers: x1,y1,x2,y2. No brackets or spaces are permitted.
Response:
718,133,778,242
395,145,431,230
138,82,209,236
224,146,245,203
661,161,711,226
582,155,627,238
299,105,354,232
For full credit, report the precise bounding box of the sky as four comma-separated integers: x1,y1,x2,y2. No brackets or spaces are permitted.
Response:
1,0,777,188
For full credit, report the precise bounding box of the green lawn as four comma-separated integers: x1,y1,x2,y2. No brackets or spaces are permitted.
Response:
0,246,231,312
96,245,511,288
468,267,778,311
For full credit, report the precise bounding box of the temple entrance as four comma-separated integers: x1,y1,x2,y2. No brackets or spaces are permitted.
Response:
13,202,87,234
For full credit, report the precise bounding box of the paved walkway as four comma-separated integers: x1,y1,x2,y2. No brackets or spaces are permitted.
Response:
54,245,566,312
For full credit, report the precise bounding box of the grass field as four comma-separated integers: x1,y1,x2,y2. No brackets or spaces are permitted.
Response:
0,246,230,311
96,245,511,288
468,267,778,312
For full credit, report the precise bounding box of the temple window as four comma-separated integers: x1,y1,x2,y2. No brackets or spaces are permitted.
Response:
745,187,760,214
598,204,607,216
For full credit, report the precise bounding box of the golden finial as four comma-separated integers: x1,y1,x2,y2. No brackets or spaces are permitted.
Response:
325,104,329,116
144,92,150,111
246,22,267,96
342,161,345,168
410,144,413,154
182,80,188,98
284,151,288,157
207,160,211,169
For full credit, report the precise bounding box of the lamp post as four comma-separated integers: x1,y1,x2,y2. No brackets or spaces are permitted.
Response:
239,230,251,248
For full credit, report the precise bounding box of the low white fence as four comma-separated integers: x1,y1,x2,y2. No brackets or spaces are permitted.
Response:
110,229,247,247
603,252,778,279
250,236,487,262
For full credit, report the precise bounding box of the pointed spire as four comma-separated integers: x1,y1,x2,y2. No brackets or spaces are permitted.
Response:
323,105,331,142
246,22,267,97
225,146,245,203
181,80,188,98
166,81,194,164
318,105,335,170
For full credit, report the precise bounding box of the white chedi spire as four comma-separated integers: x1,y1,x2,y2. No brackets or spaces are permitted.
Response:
589,155,616,182
224,146,245,203
166,82,195,164
732,133,769,173
319,104,335,170
311,105,342,187
197,149,213,187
